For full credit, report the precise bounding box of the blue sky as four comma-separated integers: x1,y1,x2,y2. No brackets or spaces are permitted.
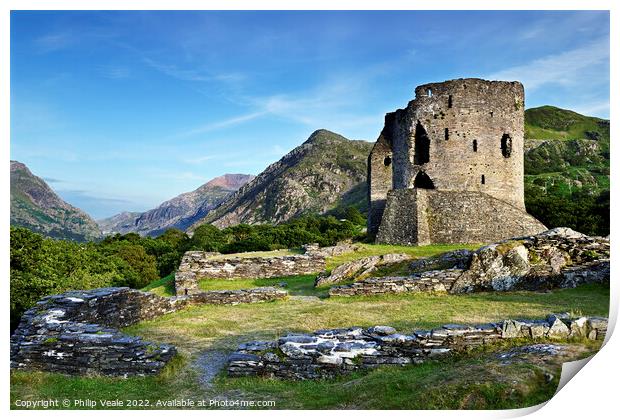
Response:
10,10,610,219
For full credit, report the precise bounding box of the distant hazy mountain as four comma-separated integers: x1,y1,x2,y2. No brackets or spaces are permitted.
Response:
98,174,254,237
10,160,102,241
192,129,374,229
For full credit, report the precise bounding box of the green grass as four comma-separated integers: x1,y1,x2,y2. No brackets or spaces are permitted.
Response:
214,338,601,409
148,242,483,297
198,274,329,297
141,273,176,297
10,282,609,409
325,243,481,270
11,239,610,409
207,248,304,260
10,355,203,410
524,106,609,141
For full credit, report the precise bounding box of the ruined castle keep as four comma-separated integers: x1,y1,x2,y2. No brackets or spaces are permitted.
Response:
368,78,546,245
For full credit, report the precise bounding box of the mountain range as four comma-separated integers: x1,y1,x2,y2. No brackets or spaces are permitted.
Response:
97,174,254,236
10,106,610,241
10,161,102,241
192,129,373,229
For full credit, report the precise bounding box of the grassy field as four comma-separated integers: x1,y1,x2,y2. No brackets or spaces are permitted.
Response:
10,242,610,410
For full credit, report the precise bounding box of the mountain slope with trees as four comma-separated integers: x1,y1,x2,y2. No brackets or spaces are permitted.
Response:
10,161,102,242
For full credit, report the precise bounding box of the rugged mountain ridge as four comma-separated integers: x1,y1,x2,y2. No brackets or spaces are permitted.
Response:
98,174,254,236
10,161,102,241
193,129,373,229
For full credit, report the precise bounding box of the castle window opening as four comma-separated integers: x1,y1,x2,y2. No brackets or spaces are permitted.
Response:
414,171,435,189
383,156,392,166
414,122,431,165
501,134,512,158
444,128,449,140
481,174,486,185
472,139,478,152
448,95,453,108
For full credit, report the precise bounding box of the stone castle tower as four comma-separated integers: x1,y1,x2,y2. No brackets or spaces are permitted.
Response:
368,78,546,245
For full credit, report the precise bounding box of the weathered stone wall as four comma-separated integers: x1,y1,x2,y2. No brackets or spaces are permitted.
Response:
11,286,288,376
368,78,543,244
333,228,609,297
10,288,181,376
376,189,546,245
368,115,396,238
228,314,607,380
175,250,325,295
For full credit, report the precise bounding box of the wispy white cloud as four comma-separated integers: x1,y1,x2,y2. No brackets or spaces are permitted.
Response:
99,65,131,79
142,57,245,84
177,71,383,139
34,32,74,53
486,38,609,91
179,111,267,137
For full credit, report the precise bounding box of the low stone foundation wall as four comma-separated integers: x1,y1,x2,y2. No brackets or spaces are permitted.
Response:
227,314,607,380
11,286,287,376
175,251,325,295
331,228,610,297
330,269,464,296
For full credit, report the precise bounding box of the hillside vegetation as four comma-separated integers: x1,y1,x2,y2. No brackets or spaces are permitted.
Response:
11,280,609,409
523,106,609,236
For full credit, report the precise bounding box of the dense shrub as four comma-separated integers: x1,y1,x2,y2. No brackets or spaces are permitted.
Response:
525,188,609,236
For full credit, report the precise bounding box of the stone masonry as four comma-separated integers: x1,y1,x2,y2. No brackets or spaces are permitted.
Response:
368,78,546,244
228,314,607,380
175,250,325,295
330,228,609,297
11,286,287,376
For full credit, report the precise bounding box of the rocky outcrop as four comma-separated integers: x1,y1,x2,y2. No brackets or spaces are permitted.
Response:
450,227,609,293
330,228,609,297
228,314,607,380
315,253,410,287
303,241,362,258
11,286,287,376
175,251,325,295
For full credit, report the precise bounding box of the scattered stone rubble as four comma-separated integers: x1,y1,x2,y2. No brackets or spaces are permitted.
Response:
227,314,607,380
330,228,609,297
11,286,287,376
315,253,410,287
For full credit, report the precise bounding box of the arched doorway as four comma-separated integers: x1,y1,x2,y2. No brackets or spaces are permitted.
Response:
413,171,435,189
